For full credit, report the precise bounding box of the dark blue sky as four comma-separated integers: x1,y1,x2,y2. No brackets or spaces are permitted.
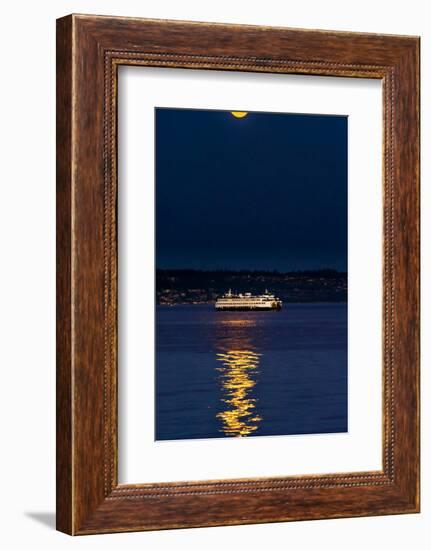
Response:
156,108,347,272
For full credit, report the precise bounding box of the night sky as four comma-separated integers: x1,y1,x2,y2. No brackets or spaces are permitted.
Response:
155,108,347,272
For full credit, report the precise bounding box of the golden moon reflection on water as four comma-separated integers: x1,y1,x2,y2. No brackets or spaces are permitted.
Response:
215,319,262,437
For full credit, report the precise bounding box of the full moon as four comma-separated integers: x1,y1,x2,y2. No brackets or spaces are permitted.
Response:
231,111,248,118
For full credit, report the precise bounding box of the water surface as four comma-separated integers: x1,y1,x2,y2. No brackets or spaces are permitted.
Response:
156,303,347,440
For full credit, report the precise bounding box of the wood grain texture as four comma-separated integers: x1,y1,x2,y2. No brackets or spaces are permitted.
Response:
56,14,420,535
56,15,73,535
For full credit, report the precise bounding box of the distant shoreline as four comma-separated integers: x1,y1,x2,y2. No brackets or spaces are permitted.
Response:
156,268,347,305
157,301,348,306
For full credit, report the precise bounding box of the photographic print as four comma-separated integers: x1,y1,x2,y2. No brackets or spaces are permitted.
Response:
155,107,348,441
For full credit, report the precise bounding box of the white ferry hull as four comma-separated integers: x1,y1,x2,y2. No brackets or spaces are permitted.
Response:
215,303,281,311
215,290,282,311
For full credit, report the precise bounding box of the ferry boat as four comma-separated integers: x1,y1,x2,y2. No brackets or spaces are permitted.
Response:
215,289,282,311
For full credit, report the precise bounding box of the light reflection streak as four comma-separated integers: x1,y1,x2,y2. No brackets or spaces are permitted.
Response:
215,318,262,437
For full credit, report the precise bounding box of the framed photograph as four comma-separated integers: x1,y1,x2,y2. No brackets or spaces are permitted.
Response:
56,14,420,534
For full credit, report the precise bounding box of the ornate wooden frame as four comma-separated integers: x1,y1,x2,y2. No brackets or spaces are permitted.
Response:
56,14,420,534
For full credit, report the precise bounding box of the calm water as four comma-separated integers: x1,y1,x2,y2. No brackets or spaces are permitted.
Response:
156,303,347,440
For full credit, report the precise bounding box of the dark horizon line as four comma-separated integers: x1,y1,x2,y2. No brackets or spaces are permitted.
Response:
157,267,347,276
